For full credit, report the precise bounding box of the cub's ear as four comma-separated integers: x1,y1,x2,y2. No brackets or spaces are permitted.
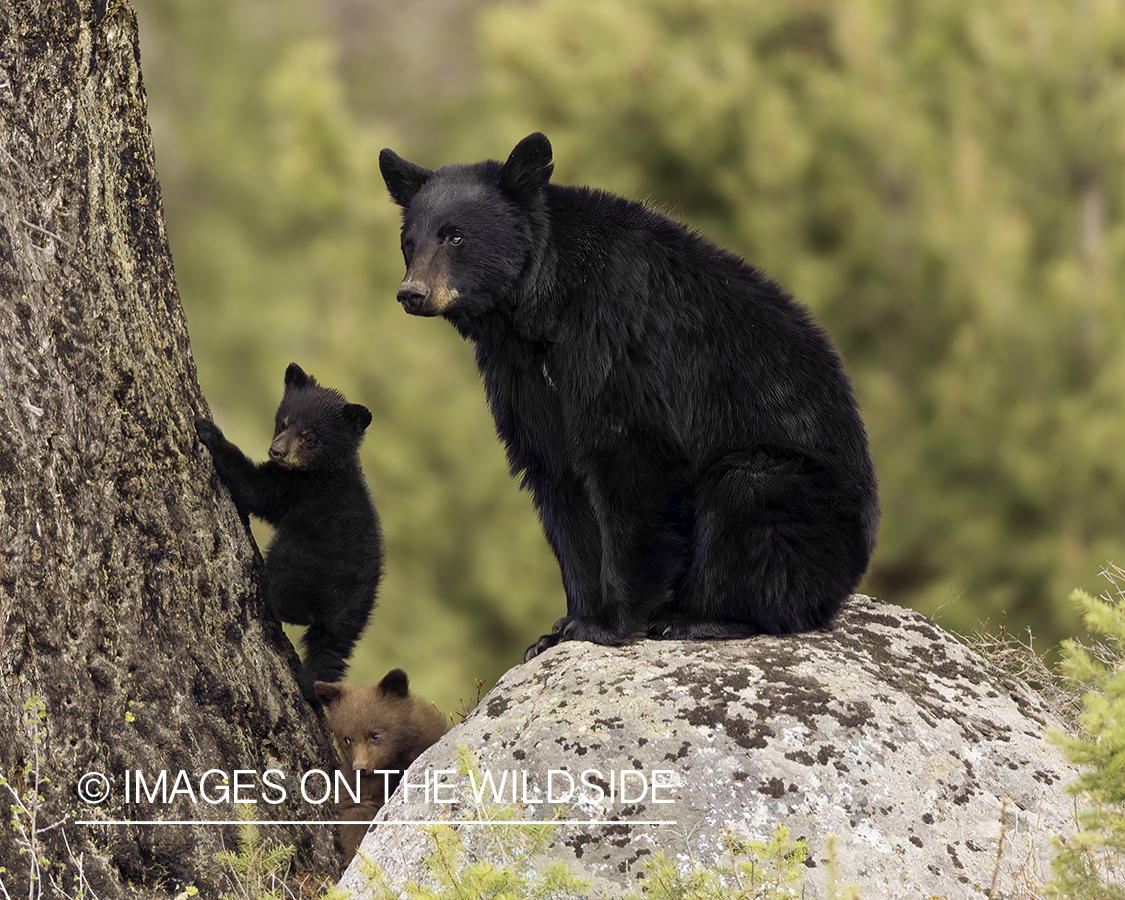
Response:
284,362,314,390
379,149,433,208
314,681,347,708
343,403,372,431
377,668,411,699
500,132,554,200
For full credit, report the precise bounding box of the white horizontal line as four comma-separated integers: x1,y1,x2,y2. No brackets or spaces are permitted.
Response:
75,819,679,827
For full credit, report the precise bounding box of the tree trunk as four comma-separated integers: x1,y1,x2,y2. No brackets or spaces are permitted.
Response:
0,2,340,895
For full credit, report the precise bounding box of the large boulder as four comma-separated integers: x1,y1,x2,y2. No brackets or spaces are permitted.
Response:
339,596,1076,898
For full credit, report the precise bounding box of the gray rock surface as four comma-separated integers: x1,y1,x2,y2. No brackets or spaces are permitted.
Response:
339,596,1077,898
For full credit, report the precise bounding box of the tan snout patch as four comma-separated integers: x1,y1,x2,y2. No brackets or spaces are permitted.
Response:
403,277,458,314
269,426,314,468
428,280,459,313
403,255,460,314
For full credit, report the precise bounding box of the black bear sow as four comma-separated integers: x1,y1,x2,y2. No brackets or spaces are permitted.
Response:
194,363,384,701
379,133,879,661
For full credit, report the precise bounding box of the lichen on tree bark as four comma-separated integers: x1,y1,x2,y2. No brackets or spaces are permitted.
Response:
0,2,340,895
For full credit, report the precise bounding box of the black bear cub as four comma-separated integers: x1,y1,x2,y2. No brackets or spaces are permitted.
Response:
195,363,384,701
315,670,447,865
380,133,880,661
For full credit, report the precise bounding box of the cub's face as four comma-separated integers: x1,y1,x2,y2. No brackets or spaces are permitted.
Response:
319,683,400,773
315,672,448,777
269,414,320,469
333,714,391,774
267,365,371,472
394,174,530,320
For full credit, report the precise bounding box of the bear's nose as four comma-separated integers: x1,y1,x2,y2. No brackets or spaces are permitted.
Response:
396,280,430,314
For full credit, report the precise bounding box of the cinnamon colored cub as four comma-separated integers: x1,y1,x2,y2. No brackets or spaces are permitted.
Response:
315,669,447,863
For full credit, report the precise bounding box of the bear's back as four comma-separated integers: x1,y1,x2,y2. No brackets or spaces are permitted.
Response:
523,183,870,474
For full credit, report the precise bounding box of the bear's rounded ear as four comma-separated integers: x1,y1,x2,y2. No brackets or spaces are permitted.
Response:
314,681,346,707
343,403,373,432
285,362,312,390
380,149,433,208
500,132,554,200
378,668,411,699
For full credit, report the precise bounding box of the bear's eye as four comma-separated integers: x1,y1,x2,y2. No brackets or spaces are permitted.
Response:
448,232,463,246
300,431,317,447
343,737,351,746
369,732,380,742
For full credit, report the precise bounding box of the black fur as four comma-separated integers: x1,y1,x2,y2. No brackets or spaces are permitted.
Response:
195,363,384,700
380,133,879,661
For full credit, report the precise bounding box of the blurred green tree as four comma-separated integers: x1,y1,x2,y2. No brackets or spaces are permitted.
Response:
140,0,559,714
139,0,1125,714
471,0,1125,646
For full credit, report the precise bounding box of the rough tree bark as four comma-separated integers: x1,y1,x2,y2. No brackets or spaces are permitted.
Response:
0,2,340,895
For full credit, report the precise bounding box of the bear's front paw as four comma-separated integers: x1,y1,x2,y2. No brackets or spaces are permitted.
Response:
523,615,646,661
194,417,222,450
522,630,563,662
522,616,580,661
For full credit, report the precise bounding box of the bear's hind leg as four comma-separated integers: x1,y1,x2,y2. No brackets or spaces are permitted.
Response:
661,450,871,638
299,617,365,703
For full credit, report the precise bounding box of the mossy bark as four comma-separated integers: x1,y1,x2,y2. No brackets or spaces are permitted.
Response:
0,1,340,894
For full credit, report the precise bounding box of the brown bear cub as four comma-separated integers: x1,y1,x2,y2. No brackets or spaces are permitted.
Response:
315,669,447,864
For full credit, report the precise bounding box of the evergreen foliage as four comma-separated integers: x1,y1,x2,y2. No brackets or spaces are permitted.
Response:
472,0,1125,650
619,825,811,900
328,749,865,899
1049,565,1125,898
214,803,297,900
334,747,590,899
0,698,100,899
138,0,1125,709
140,0,560,711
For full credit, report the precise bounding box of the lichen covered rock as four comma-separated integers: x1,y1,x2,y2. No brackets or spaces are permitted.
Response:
340,596,1075,898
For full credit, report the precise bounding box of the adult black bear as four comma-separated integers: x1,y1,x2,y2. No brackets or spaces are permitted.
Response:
379,133,879,661
195,363,384,700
